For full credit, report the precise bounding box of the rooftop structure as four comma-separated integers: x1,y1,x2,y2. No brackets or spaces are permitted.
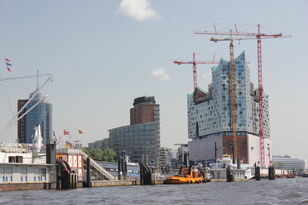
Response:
130,96,159,125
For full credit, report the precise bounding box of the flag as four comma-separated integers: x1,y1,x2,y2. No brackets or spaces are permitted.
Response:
64,141,73,149
78,130,84,134
64,129,70,135
5,58,13,72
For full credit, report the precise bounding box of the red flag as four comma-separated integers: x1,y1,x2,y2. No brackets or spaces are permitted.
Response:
64,129,70,135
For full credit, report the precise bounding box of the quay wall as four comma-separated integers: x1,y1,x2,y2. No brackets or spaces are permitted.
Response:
0,182,56,191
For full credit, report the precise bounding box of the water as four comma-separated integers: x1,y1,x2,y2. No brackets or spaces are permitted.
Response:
0,178,308,205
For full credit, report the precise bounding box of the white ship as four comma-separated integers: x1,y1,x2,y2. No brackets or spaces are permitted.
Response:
209,154,254,181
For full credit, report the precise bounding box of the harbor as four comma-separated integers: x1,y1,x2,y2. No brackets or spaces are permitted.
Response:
0,140,306,191
0,1,307,204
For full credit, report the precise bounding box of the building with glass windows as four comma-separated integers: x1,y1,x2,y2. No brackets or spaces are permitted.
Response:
109,122,160,165
187,52,272,166
107,96,160,166
272,155,305,172
17,91,52,144
88,138,110,150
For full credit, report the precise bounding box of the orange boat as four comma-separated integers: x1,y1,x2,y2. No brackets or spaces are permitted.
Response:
164,166,205,184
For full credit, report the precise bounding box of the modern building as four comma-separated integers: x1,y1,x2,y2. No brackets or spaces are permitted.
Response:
18,91,52,144
108,96,161,166
159,147,172,173
109,122,160,165
187,52,272,166
272,155,305,172
130,96,160,125
88,138,110,150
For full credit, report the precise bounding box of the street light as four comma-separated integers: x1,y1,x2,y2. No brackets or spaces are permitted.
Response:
267,143,271,167
229,142,235,164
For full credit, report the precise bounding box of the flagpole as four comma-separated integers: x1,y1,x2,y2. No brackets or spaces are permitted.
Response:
69,132,71,145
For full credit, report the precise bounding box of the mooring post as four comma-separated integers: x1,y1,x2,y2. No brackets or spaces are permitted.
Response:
226,166,234,182
255,165,261,181
268,166,275,180
46,142,57,189
86,157,91,187
123,161,127,180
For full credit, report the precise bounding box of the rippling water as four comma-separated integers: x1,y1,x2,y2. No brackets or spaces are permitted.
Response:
0,178,308,205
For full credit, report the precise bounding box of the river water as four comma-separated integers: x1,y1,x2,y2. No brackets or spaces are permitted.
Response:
0,178,308,205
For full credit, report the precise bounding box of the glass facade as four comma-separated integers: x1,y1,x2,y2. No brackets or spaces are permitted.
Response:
23,92,52,144
187,52,270,139
109,122,160,166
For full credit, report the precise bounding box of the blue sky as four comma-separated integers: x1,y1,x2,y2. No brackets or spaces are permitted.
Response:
0,0,307,162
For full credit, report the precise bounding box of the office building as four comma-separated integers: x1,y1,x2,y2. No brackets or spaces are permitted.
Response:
108,96,160,166
187,52,272,166
88,138,110,150
159,147,172,173
272,155,305,172
18,91,52,144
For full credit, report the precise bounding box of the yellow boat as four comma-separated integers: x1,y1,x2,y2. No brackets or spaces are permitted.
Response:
164,166,205,184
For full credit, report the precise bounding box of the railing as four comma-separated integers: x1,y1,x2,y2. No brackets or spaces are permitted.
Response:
79,150,115,180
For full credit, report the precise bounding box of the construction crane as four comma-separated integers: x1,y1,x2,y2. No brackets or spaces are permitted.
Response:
174,52,218,90
206,33,239,165
195,24,290,167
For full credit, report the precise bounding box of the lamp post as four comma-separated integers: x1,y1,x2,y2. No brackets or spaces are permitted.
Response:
214,142,217,163
267,143,271,167
229,142,235,164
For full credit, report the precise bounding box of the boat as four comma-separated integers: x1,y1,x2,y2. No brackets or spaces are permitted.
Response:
163,166,205,184
208,154,254,181
285,174,296,178
301,173,308,178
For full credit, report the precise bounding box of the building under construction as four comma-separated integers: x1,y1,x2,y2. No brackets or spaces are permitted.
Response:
187,52,272,166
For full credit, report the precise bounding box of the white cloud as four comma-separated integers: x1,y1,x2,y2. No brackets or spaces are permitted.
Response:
118,0,160,21
152,67,170,81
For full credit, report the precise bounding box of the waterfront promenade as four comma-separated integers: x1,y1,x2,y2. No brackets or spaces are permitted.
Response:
0,178,307,204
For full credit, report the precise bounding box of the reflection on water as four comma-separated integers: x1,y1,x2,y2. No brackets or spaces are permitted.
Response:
0,178,308,205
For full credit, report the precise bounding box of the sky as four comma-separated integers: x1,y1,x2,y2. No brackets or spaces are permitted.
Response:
0,0,307,163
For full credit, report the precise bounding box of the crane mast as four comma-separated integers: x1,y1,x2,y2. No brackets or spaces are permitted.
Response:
256,24,265,166
229,40,238,165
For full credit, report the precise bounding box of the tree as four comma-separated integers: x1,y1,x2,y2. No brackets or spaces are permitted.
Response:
82,147,116,162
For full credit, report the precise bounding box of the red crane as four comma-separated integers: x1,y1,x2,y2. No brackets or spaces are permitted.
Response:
195,24,290,167
174,52,218,89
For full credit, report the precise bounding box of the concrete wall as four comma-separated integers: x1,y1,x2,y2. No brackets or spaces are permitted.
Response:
188,134,272,167
188,136,223,162
247,134,272,167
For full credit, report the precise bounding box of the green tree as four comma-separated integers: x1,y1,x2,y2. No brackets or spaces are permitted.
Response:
81,147,90,155
83,147,116,162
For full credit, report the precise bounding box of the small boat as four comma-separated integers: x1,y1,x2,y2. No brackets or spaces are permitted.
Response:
285,174,296,178
164,166,205,184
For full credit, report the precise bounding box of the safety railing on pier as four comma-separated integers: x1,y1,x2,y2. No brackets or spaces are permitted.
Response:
79,150,115,180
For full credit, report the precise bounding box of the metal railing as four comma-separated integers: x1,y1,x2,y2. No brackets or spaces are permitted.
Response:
79,149,115,180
